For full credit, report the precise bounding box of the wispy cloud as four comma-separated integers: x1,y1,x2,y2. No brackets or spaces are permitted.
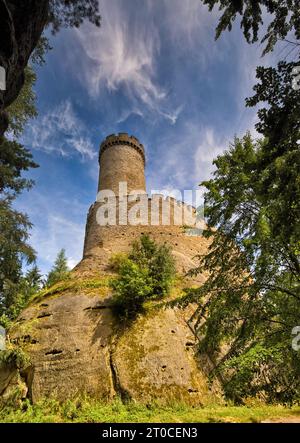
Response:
162,0,215,45
32,213,84,273
194,127,227,178
75,2,161,100
71,0,183,124
23,100,96,160
147,122,229,196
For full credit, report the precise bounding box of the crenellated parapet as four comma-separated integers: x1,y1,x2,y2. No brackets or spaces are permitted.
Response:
83,193,202,257
99,133,145,164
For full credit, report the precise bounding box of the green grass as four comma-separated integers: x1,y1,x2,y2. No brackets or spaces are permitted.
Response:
29,276,111,305
1,398,299,423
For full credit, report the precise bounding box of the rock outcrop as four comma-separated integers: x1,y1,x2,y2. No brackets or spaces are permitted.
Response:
2,266,216,405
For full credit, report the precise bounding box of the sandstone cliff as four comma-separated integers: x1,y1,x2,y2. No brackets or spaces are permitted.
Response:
0,234,218,406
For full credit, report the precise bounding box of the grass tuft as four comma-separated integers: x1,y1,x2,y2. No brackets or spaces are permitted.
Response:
0,397,299,423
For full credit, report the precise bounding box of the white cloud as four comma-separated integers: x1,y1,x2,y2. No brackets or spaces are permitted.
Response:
196,127,225,162
116,108,144,124
194,127,227,178
70,0,183,124
23,100,96,160
144,122,229,211
75,2,161,101
33,213,84,268
162,0,214,44
147,122,229,198
160,105,184,125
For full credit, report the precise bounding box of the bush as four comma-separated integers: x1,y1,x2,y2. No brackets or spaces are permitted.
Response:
130,235,176,297
0,348,30,370
110,235,176,320
109,253,129,272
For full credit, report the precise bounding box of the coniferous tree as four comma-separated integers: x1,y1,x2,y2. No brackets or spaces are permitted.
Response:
0,140,38,321
25,265,44,293
0,49,40,322
186,0,300,404
110,235,176,320
46,249,70,288
187,117,300,402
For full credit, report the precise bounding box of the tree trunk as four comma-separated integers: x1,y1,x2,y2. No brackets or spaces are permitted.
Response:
0,0,49,135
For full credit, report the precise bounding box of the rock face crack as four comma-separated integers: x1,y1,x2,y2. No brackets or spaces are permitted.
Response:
37,312,52,319
84,305,108,311
108,346,131,402
45,349,63,356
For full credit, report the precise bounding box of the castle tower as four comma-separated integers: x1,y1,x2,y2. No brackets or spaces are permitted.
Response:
3,132,211,407
83,133,199,260
98,133,146,195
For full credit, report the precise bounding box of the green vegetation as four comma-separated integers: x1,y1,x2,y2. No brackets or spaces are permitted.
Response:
0,39,48,327
30,275,110,305
110,235,176,320
201,0,300,55
0,397,299,423
47,0,100,33
45,249,70,288
7,68,38,138
187,132,300,404
183,0,300,405
0,137,39,327
0,266,43,329
0,248,74,328
0,348,30,371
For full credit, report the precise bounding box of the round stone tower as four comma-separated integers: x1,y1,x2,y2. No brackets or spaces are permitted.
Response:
98,133,146,195
83,132,201,261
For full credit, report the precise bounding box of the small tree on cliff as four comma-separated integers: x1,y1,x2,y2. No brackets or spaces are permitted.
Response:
110,235,176,320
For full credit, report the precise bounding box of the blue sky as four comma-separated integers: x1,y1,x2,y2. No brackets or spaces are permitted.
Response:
15,0,283,276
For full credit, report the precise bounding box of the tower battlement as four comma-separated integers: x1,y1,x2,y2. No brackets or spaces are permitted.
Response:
99,133,145,164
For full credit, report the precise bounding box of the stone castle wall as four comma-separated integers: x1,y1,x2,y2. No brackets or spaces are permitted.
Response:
81,132,206,280
80,194,207,284
83,194,198,257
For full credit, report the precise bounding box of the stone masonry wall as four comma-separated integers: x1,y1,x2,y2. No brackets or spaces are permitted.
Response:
83,194,198,256
98,134,146,195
